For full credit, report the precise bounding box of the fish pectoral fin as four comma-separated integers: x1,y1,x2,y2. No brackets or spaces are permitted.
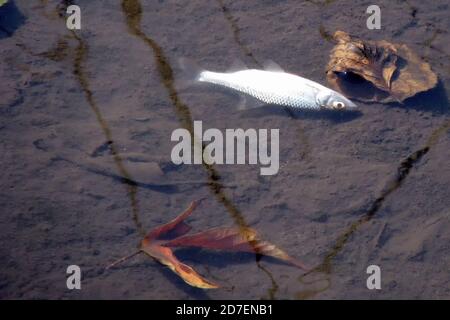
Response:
227,58,248,73
236,94,263,111
237,95,247,111
262,60,285,73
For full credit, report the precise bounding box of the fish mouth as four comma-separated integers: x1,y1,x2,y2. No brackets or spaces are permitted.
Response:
346,101,358,108
327,92,358,109
341,97,358,109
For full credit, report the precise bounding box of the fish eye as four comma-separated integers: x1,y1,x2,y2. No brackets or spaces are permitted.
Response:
332,101,345,109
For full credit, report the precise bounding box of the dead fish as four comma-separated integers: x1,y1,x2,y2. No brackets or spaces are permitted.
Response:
179,58,357,110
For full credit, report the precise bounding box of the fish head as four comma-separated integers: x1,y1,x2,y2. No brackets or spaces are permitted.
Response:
316,90,357,110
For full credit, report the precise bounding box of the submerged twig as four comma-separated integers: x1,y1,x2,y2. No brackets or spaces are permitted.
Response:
106,251,141,270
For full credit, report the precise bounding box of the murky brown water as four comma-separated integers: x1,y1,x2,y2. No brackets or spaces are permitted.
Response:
0,0,449,299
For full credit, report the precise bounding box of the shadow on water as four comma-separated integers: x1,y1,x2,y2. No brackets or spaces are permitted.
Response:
121,0,248,231
71,31,145,235
121,0,283,298
332,72,449,115
51,156,237,194
297,20,449,296
240,104,363,123
296,146,431,298
215,0,260,68
341,79,449,115
318,25,335,44
51,156,178,193
399,80,449,115
211,0,448,299
0,0,25,39
36,1,146,236
330,72,449,115
180,248,297,270
305,0,336,6
216,0,313,162
175,249,283,299
296,117,450,299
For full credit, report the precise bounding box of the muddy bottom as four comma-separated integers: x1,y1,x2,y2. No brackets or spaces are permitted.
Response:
0,0,449,299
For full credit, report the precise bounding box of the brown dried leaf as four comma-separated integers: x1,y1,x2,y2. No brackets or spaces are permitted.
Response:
326,31,438,103
141,239,218,289
145,200,199,241
164,227,309,270
113,200,308,290
139,200,218,289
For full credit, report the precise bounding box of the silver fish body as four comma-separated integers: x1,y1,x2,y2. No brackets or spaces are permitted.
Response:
197,68,357,110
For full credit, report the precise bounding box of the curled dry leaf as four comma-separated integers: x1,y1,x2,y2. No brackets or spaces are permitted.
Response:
165,227,309,270
326,31,438,103
141,238,219,289
109,200,308,289
144,199,198,241
140,199,218,289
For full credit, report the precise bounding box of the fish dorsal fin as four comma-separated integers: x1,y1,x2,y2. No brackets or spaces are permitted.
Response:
227,58,248,73
262,60,285,72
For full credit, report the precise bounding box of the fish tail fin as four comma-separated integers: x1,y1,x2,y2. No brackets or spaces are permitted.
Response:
176,57,205,91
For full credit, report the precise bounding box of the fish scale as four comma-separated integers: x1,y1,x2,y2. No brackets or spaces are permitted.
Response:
199,70,321,109
195,66,357,111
